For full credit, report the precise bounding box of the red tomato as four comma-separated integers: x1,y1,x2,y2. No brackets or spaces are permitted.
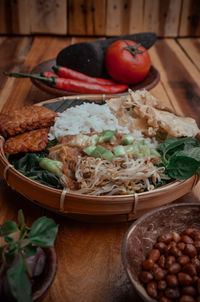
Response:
105,40,151,84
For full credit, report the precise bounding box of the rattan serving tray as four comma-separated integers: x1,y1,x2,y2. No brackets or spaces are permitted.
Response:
0,95,199,223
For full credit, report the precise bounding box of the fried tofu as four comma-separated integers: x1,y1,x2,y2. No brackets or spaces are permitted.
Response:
4,128,49,154
0,106,57,138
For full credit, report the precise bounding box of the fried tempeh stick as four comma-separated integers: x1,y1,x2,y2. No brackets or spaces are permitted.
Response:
0,106,57,138
4,128,49,154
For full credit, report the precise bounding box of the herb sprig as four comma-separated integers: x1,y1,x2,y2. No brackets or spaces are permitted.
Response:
0,210,58,302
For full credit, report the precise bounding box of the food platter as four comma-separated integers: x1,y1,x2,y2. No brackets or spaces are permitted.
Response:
0,95,199,223
31,59,160,97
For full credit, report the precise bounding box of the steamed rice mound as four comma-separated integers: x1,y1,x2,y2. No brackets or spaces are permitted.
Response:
48,103,129,140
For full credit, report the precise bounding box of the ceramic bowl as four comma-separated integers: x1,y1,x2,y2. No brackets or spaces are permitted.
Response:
122,203,200,302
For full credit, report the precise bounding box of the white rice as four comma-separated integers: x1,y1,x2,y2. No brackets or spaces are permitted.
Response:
49,103,129,140
48,103,158,148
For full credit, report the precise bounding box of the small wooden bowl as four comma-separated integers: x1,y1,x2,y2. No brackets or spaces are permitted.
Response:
122,203,200,302
32,247,57,301
0,95,199,223
1,247,57,301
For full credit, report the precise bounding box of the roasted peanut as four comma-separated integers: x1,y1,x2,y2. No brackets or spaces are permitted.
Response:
168,241,176,248
165,256,176,269
168,246,182,257
172,231,181,242
178,272,193,286
183,229,195,236
184,244,197,258
192,231,200,241
177,242,186,251
147,281,158,298
153,266,167,281
149,249,161,262
158,280,167,291
191,257,200,273
159,297,173,302
194,241,200,253
168,262,181,274
178,255,190,266
142,258,154,270
166,274,178,288
165,287,180,299
183,263,197,276
158,255,166,269
158,233,173,244
155,242,167,254
181,235,194,244
182,286,197,296
139,271,154,283
179,295,195,302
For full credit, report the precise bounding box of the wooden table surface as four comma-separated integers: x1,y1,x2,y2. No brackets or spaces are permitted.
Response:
0,36,200,302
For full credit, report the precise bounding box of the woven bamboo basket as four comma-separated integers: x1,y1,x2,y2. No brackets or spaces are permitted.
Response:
0,95,199,223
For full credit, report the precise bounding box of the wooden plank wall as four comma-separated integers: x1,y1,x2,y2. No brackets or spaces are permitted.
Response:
0,0,200,37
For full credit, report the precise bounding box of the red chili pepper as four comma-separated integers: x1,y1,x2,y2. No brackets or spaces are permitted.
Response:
40,72,58,78
4,72,128,94
52,65,119,86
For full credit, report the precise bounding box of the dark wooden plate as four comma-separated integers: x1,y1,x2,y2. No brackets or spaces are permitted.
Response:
31,58,160,97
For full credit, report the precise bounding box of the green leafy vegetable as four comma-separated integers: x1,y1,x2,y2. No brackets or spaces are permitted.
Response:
7,254,32,302
6,139,62,189
1,221,19,236
28,216,58,247
158,137,200,180
8,151,63,189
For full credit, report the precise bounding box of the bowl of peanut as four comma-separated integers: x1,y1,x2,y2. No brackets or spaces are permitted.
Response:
122,203,200,302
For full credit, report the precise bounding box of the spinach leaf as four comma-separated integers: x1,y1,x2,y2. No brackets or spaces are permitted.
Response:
158,137,200,164
166,155,199,179
158,137,200,180
7,141,63,189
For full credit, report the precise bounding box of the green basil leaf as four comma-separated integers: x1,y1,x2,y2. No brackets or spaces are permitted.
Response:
28,217,58,247
167,155,199,179
24,244,37,256
7,254,32,302
1,221,19,236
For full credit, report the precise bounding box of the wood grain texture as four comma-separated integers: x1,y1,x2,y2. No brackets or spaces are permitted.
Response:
179,0,200,36
0,37,32,112
30,0,67,35
178,38,200,71
143,0,182,37
0,0,31,34
68,0,106,36
105,0,129,36
0,36,71,113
